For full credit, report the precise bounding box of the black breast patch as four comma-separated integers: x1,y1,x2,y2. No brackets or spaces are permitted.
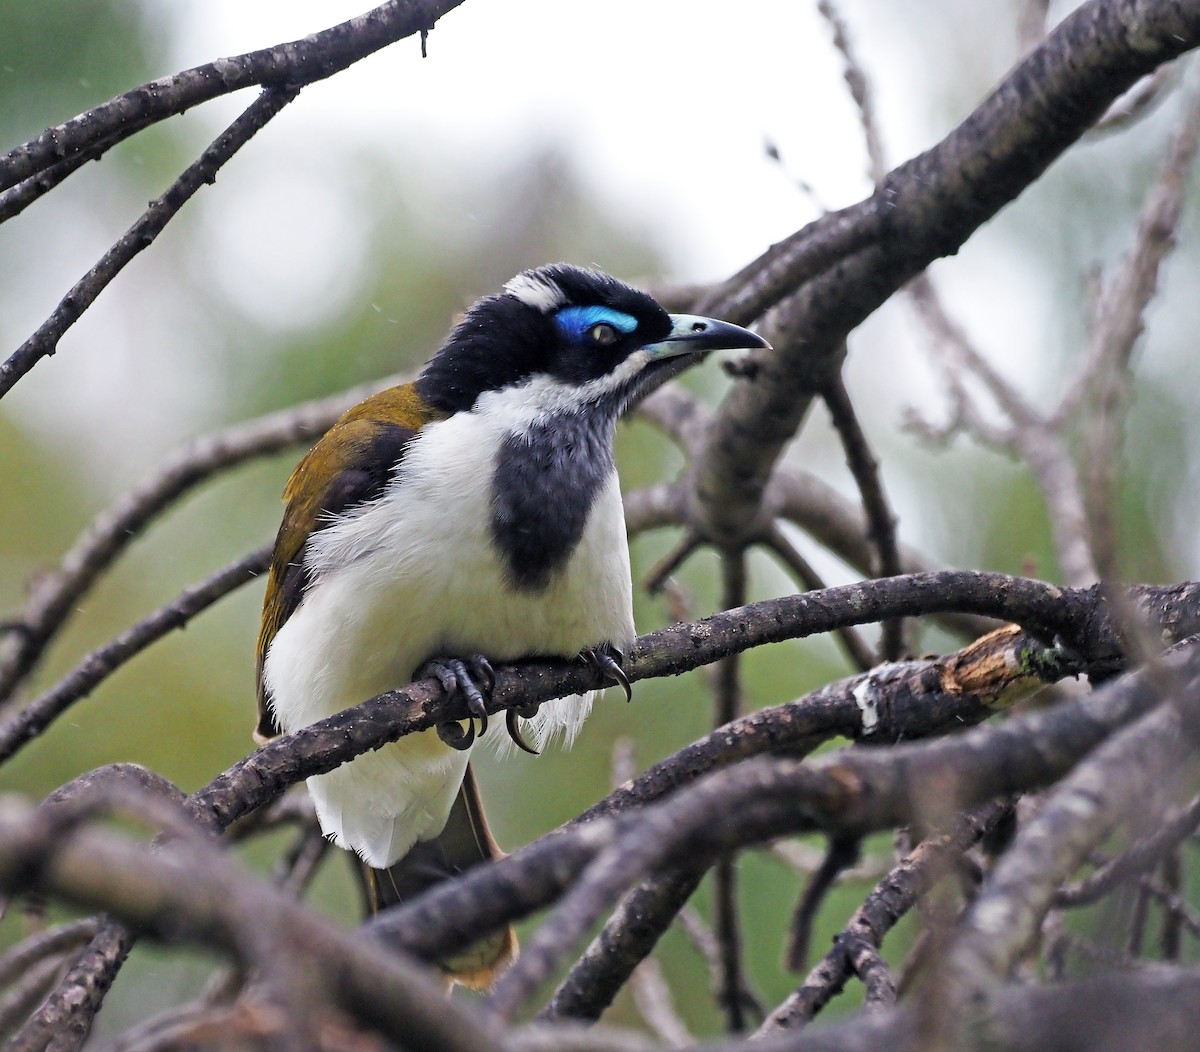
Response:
489,412,615,591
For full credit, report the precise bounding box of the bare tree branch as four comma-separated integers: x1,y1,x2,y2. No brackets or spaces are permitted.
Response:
193,569,1153,834
759,801,1009,1033
907,273,1101,586
0,0,467,194
482,639,1195,1021
947,695,1196,1000
712,553,752,1032
693,0,1200,547
0,88,300,399
0,794,503,1052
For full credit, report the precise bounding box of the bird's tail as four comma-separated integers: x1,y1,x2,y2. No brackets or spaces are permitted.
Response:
366,764,516,989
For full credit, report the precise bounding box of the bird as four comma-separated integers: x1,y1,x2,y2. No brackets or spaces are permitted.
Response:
255,263,769,986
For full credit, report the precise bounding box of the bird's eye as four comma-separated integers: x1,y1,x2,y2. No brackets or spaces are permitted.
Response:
589,323,619,346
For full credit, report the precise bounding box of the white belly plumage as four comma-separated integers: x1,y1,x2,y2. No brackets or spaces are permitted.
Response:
263,407,635,868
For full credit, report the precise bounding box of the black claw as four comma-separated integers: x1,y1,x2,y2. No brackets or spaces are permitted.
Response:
437,720,475,751
458,675,489,732
505,708,540,755
583,644,633,703
607,659,633,703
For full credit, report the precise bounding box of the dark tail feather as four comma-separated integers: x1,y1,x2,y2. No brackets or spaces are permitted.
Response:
367,764,516,989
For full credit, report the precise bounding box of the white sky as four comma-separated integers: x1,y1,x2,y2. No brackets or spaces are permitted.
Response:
160,0,919,278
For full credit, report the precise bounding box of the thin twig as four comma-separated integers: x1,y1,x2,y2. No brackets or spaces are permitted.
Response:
761,526,877,670
679,905,723,986
1055,793,1200,906
846,937,896,1011
1016,0,1051,54
642,535,703,595
817,0,887,182
631,957,692,1047
0,547,270,763
0,88,300,400
1159,851,1185,960
713,553,756,1032
906,274,1099,587
1128,881,1152,956
0,917,102,990
820,372,904,658
1091,64,1178,135
758,801,1007,1033
0,0,467,193
273,828,333,899
0,372,406,701
784,837,862,972
1137,870,1200,945
1080,85,1200,578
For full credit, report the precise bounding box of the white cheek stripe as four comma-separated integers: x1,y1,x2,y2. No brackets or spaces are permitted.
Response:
470,351,652,428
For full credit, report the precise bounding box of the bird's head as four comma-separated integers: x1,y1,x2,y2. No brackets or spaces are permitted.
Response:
415,263,769,420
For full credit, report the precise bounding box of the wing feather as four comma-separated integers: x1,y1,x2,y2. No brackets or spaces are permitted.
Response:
254,383,444,739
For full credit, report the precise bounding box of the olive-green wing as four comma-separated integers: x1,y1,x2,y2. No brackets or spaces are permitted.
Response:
254,383,445,740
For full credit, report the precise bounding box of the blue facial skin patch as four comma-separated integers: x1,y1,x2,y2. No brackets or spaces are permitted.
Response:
554,306,638,343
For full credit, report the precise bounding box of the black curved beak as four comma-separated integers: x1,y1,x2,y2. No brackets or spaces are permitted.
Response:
644,314,771,359
619,312,770,412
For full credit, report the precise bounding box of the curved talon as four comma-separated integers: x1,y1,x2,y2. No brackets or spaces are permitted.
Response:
462,687,489,739
505,708,540,755
437,719,475,751
584,645,633,703
606,659,632,703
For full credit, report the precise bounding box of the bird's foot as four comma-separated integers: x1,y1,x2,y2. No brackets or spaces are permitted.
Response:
419,655,494,751
581,643,632,702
